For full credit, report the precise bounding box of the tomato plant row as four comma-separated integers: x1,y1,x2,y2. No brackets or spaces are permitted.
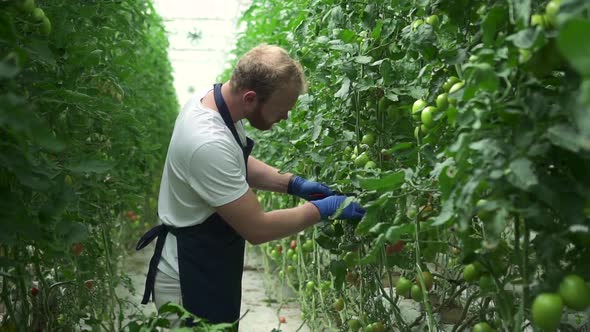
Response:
225,0,590,331
0,0,177,330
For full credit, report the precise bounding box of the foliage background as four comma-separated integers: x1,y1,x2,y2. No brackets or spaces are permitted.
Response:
1,0,177,330
222,0,590,330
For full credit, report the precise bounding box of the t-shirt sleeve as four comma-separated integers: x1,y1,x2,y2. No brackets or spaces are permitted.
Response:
187,141,249,207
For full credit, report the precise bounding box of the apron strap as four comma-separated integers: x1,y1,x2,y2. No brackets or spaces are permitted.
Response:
213,83,255,170
136,224,169,304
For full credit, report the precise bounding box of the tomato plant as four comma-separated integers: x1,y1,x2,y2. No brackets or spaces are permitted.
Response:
228,0,590,330
0,0,177,330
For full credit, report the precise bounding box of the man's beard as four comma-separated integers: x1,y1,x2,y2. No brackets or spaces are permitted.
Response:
246,104,273,130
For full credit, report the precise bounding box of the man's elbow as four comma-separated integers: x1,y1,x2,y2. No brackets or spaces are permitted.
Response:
246,237,265,245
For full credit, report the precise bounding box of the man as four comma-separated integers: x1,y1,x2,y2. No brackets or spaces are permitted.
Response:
136,44,365,328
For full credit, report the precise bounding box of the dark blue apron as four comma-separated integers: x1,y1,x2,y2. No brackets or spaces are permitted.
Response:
136,83,255,328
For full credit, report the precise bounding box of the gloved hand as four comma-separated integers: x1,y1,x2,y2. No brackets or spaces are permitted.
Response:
310,196,365,220
288,175,336,201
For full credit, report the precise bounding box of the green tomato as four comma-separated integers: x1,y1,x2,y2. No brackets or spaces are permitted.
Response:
449,81,465,94
412,99,427,117
40,16,51,36
421,106,436,127
354,152,369,168
519,49,532,64
532,293,563,331
364,161,377,169
32,7,45,22
320,280,331,293
545,0,562,26
396,277,412,297
420,124,428,134
463,264,480,282
302,239,314,252
361,133,376,146
407,206,417,219
531,14,547,28
479,274,495,294
558,274,590,311
412,19,424,30
344,146,353,154
287,265,295,274
291,252,298,263
279,270,285,279
411,284,423,301
418,271,434,291
333,297,345,311
443,76,460,92
436,93,448,111
472,322,493,332
305,281,316,292
343,252,358,268
425,15,440,27
270,249,280,260
348,319,362,331
371,322,385,332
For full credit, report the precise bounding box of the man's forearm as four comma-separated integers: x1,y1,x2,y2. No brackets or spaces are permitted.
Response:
247,156,292,193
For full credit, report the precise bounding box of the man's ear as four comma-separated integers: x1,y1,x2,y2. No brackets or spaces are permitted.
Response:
243,91,257,105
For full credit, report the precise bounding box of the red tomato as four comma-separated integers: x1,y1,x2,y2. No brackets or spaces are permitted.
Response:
290,239,297,249
385,240,405,256
31,287,39,297
85,280,94,290
71,243,84,256
279,316,286,324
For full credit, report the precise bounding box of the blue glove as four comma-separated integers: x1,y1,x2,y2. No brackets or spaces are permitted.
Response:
310,196,365,220
288,175,336,201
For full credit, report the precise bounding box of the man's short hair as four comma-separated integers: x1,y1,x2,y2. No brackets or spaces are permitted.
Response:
229,44,307,103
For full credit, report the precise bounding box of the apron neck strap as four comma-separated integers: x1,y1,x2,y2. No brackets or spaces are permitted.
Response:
213,83,243,149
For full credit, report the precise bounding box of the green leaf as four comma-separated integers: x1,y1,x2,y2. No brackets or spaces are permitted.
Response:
546,124,590,153
354,55,373,64
355,194,389,235
334,78,350,98
507,28,541,49
432,200,454,226
466,63,499,93
380,60,394,85
482,6,508,46
385,224,414,242
0,61,19,79
359,234,386,265
359,171,405,191
507,157,538,191
369,222,390,235
330,260,347,290
557,18,590,77
67,160,116,174
312,115,323,141
56,221,89,245
510,0,531,27
372,20,383,39
338,29,356,43
384,142,413,154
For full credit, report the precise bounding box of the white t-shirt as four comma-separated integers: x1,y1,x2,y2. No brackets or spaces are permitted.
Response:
157,87,249,279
